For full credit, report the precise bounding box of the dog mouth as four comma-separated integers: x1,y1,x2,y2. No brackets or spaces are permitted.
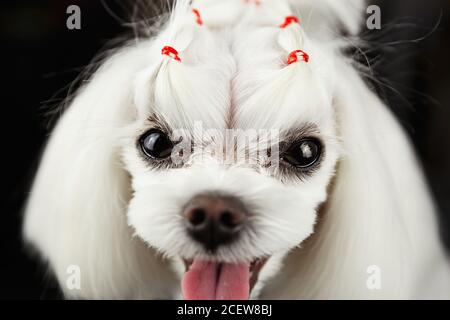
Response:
181,257,268,300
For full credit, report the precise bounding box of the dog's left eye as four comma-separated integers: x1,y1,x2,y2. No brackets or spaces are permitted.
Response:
139,129,174,160
282,138,322,169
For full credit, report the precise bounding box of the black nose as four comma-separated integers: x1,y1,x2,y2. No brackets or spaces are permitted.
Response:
183,194,247,252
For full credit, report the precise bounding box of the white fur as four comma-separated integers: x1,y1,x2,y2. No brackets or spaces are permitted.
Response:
23,0,450,299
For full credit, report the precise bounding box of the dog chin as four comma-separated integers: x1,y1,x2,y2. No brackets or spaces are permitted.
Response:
168,251,287,300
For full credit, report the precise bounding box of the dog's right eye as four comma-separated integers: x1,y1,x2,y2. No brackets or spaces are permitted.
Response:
139,129,174,160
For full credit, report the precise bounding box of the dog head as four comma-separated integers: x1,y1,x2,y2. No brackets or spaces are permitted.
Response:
26,0,393,300
121,1,341,299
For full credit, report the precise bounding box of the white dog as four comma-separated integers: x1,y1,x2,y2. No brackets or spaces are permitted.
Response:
23,0,450,299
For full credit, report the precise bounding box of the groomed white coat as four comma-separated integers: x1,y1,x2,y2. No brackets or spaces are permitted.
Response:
23,0,450,299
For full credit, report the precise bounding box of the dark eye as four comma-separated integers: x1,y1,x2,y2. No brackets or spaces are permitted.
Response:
282,138,322,169
139,129,174,160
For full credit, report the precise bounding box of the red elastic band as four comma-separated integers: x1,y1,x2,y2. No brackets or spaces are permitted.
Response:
287,50,310,65
192,8,203,25
279,16,299,28
245,0,261,5
161,46,181,62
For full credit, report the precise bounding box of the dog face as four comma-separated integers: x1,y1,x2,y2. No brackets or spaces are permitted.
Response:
121,14,340,299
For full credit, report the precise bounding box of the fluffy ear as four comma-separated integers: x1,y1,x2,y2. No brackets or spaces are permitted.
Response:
262,57,450,299
23,44,179,299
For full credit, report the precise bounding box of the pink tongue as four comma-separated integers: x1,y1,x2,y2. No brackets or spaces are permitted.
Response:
182,259,250,300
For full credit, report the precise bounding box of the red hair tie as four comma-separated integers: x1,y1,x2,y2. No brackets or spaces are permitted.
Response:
279,16,299,28
192,8,203,25
161,46,181,62
287,50,309,65
245,0,261,5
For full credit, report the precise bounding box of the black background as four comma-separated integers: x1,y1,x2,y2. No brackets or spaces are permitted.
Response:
0,0,449,299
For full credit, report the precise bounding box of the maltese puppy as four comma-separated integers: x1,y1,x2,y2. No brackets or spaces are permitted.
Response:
24,0,450,299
